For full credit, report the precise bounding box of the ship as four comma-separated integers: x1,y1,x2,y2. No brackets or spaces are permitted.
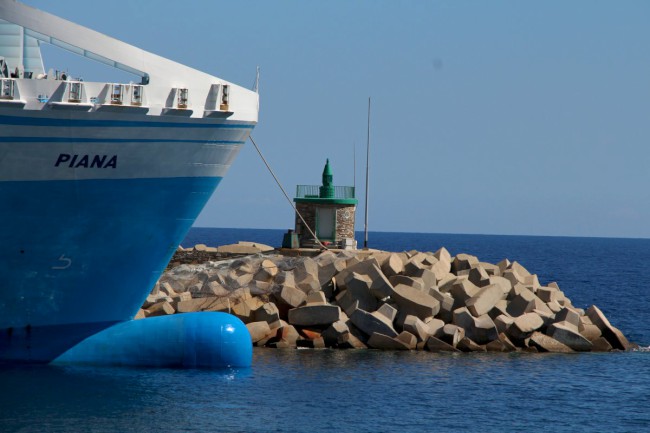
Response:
0,0,257,365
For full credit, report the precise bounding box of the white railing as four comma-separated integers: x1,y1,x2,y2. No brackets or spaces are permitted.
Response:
68,82,83,103
0,79,15,100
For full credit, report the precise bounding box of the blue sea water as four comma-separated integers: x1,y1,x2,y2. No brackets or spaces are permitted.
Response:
2,228,650,432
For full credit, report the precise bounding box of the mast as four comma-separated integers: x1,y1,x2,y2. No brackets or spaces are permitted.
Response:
364,97,370,249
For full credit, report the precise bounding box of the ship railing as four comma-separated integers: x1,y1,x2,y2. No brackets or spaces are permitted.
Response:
0,78,15,100
295,185,356,199
67,81,83,103
104,83,146,107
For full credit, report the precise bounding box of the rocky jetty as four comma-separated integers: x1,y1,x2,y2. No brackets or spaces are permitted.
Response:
139,246,637,353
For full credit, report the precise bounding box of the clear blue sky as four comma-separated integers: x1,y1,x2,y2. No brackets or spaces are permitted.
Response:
25,1,650,238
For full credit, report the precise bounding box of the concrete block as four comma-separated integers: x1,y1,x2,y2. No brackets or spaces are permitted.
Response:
275,285,307,309
340,260,394,300
344,272,379,312
425,336,461,352
395,331,418,349
274,323,301,348
433,247,452,264
579,323,602,342
536,287,559,303
494,314,514,334
428,289,455,315
449,279,480,309
321,320,350,347
479,262,501,276
586,305,634,350
488,276,512,296
176,297,230,313
160,281,178,297
349,308,398,338
591,336,613,352
409,268,437,290
431,260,452,282
170,291,192,303
531,298,553,318
230,287,253,302
376,303,398,322
300,329,322,340
488,299,510,320
232,297,265,323
297,274,322,294
389,275,425,291
305,291,328,305
457,337,486,352
502,269,525,287
424,318,445,338
232,259,255,276
142,293,171,309
509,261,531,277
253,302,280,325
472,314,500,344
334,290,360,317
523,274,541,291
466,284,504,317
381,253,404,277
529,332,573,353
146,301,175,317
441,324,465,347
451,253,479,273
293,257,319,283
247,321,273,344
506,287,537,317
496,258,511,273
546,300,563,314
391,284,441,320
317,253,348,284
335,257,379,287
288,304,342,327
507,282,527,300
404,257,427,276
498,333,518,351
421,254,439,267
250,280,272,296
368,332,411,350
403,315,432,342
438,275,461,293
275,271,296,288
233,273,254,289
203,281,229,297
485,339,512,352
548,322,593,351
555,307,580,330
468,266,490,287
508,312,544,340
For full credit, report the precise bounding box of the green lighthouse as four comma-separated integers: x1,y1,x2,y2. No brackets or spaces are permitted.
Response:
292,159,358,249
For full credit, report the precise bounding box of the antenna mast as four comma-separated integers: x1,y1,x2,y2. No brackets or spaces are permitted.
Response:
364,97,370,249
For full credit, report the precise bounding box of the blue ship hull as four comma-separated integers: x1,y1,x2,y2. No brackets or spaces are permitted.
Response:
0,176,221,361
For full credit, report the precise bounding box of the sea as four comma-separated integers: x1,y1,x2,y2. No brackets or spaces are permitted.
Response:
1,228,649,433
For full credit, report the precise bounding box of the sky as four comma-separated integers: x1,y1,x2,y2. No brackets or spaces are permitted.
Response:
23,0,650,238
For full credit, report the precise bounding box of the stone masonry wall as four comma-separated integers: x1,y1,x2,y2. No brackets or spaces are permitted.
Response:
295,203,356,246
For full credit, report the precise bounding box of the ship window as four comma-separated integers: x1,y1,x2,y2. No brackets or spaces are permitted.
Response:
111,84,124,104
0,79,15,100
178,88,189,108
68,82,82,103
131,85,143,106
220,84,229,110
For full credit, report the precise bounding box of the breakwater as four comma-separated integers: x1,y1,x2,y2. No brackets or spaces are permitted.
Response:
141,244,637,353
